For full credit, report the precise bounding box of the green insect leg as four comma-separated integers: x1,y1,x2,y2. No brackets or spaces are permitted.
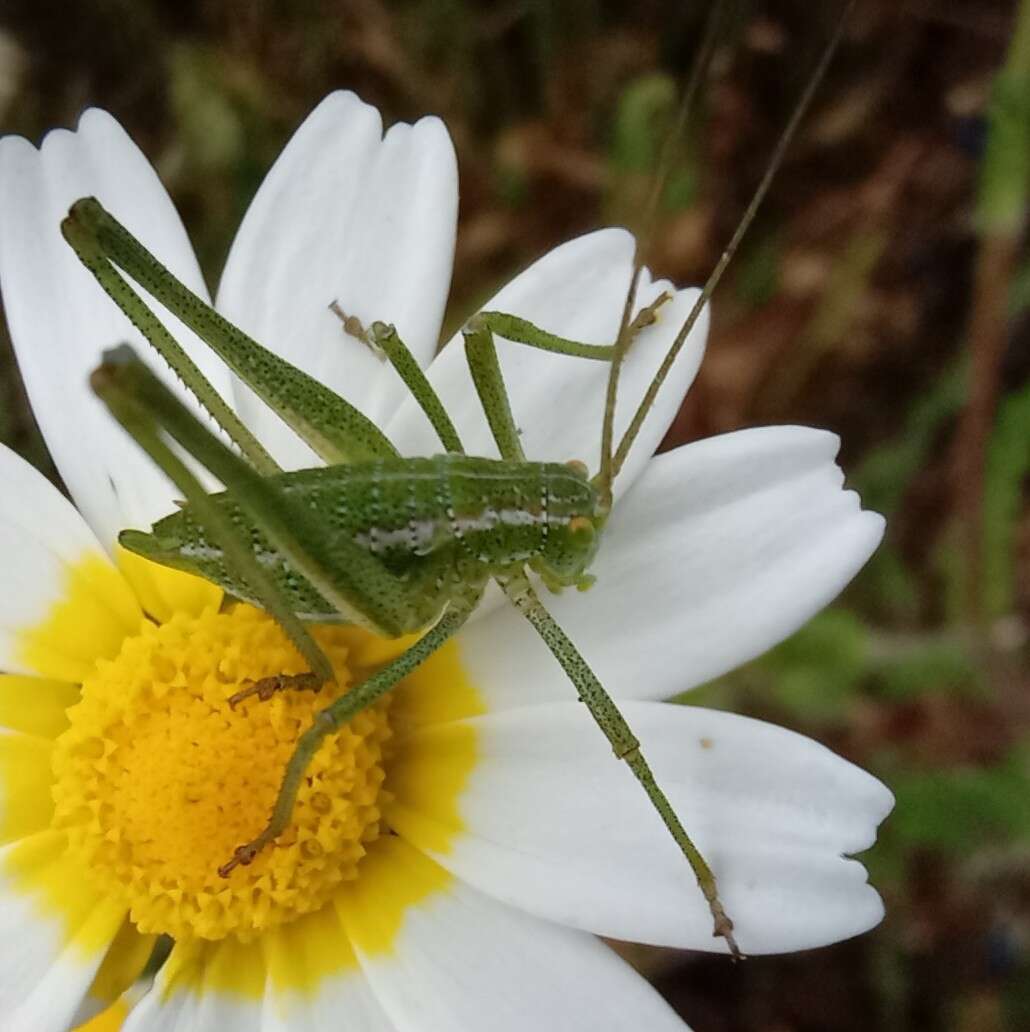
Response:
470,302,671,361
327,299,673,464
64,197,398,465
91,345,334,686
462,297,672,467
498,569,742,960
329,303,465,455
463,322,525,462
228,670,323,709
62,202,279,475
93,345,421,640
218,585,482,876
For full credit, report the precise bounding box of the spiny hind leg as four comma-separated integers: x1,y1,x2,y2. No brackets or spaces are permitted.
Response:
219,590,481,877
92,347,335,690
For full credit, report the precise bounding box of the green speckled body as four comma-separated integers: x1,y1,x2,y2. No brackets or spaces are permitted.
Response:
127,454,602,629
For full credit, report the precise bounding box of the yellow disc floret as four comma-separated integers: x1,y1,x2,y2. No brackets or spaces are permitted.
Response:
51,605,393,942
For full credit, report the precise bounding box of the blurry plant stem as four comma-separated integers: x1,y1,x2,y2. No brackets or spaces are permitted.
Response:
954,0,1030,640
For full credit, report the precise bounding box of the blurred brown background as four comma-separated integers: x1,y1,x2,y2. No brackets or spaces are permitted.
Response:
1,1,1028,1029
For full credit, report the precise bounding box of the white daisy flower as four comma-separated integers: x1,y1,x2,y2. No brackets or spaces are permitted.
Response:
0,92,892,1032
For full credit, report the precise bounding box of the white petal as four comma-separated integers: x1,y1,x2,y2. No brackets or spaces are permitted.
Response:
387,702,893,954
123,987,258,1032
386,228,707,500
71,920,155,1028
342,838,690,1031
259,969,397,1032
259,905,399,1032
455,425,885,707
0,110,234,549
0,832,128,1032
122,940,260,1032
0,444,142,679
124,912,397,1032
217,91,458,469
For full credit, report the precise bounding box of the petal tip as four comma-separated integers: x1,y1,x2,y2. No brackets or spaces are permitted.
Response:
854,506,888,554
323,88,385,137
0,130,36,161
38,125,76,157
75,107,125,141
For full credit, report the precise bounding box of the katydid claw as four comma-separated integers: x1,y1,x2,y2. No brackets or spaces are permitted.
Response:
712,904,743,961
228,672,323,709
218,840,266,878
329,300,384,356
628,290,672,335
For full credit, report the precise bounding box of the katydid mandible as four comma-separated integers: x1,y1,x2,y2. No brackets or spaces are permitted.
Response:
66,5,852,963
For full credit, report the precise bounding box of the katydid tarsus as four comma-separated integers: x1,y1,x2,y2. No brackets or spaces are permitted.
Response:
62,3,855,962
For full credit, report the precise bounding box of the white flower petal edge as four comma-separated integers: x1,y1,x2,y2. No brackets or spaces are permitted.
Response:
257,969,400,1032
122,987,256,1032
0,110,234,550
123,986,396,1032
388,701,893,955
217,90,459,470
342,840,691,1032
123,904,405,1031
456,425,885,706
0,443,141,679
386,227,708,503
0,836,127,1032
122,936,403,1031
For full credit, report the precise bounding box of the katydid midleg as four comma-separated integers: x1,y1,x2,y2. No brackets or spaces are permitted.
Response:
67,4,855,962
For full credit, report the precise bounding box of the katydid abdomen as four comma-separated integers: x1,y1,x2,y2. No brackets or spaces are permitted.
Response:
121,453,603,630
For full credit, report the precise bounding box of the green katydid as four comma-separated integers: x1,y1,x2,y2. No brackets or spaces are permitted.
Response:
61,3,853,964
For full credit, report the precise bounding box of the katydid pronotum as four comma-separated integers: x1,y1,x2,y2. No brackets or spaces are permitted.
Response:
61,5,854,963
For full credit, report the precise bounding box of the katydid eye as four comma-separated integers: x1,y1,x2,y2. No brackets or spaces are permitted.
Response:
568,516,594,538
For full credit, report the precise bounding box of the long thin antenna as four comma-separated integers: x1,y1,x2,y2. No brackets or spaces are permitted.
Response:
596,0,729,510
612,0,858,480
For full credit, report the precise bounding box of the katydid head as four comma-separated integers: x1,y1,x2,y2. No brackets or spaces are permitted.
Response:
529,459,606,593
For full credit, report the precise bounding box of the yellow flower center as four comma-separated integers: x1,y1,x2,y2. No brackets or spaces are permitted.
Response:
51,604,394,943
